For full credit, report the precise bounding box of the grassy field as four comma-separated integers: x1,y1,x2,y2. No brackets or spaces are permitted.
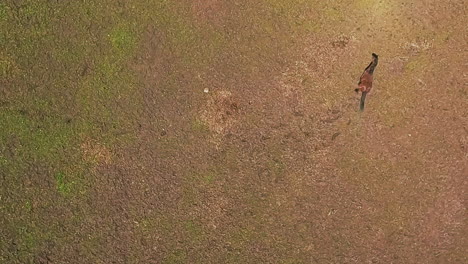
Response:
1,0,466,263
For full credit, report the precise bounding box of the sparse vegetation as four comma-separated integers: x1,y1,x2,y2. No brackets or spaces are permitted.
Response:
1,0,466,263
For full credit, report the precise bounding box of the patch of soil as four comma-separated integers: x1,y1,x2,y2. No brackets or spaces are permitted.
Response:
190,0,226,26
201,90,239,135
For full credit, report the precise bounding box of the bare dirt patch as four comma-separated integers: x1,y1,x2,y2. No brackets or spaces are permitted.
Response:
190,0,226,26
80,137,112,166
200,90,239,135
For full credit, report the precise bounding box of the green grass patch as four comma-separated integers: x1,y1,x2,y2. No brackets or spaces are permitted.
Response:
55,171,75,195
17,226,38,250
0,108,89,198
0,54,18,80
24,201,32,212
191,118,210,134
0,3,7,21
0,109,69,164
0,1,145,259
163,249,187,264
184,220,203,239
404,54,430,73
202,171,216,184
109,25,136,55
187,167,220,187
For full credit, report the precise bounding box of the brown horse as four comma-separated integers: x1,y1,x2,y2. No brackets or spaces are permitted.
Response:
355,53,378,111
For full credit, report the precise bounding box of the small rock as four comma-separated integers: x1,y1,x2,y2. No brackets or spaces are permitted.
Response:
204,88,209,93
